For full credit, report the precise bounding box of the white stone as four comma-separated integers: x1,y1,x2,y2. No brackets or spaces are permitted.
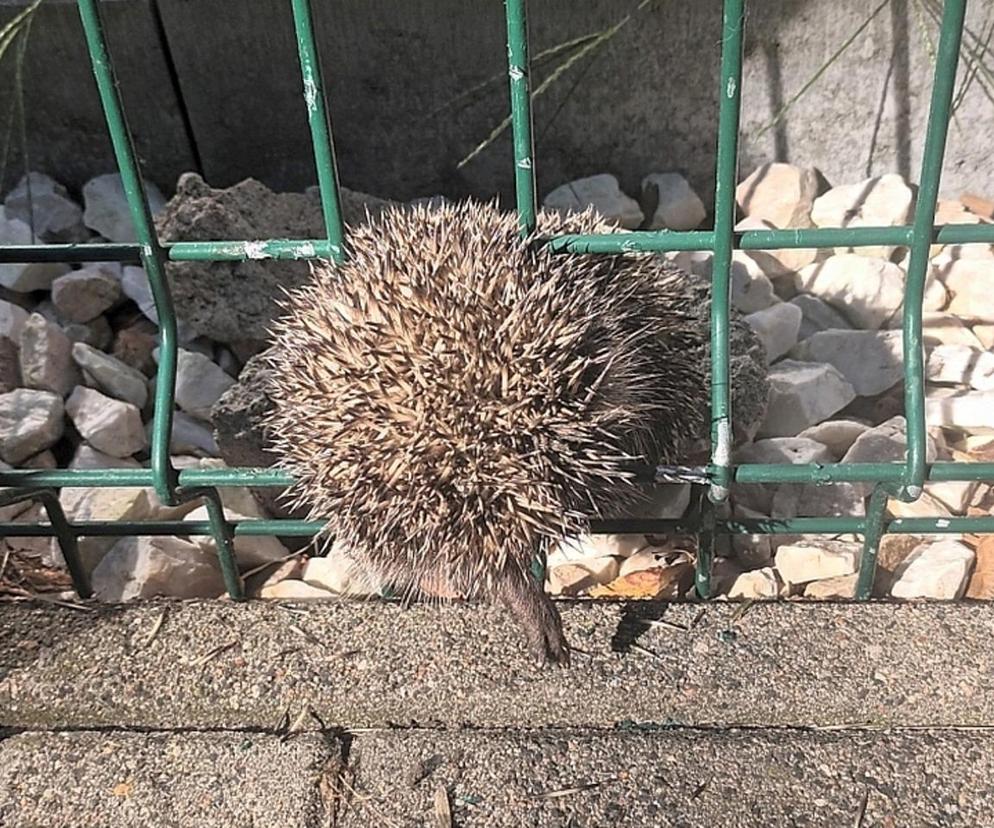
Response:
744,302,802,363
548,556,620,596
72,342,149,408
926,344,994,391
796,419,870,459
0,300,29,342
0,459,34,522
804,573,858,599
735,163,824,228
0,389,64,464
82,173,165,242
548,533,648,568
259,579,336,599
0,211,70,291
617,548,681,578
925,479,979,513
730,251,777,313
3,172,86,242
842,416,938,497
92,536,224,601
795,255,907,329
641,172,705,230
757,360,856,438
154,347,235,420
890,539,975,600
65,386,146,458
735,437,834,466
185,505,287,568
299,545,383,596
789,329,903,396
901,312,986,350
542,174,643,229
926,390,994,429
734,216,819,279
69,443,142,470
51,265,121,323
60,485,155,573
789,294,852,341
726,566,781,600
973,325,994,350
886,491,951,519
929,199,985,258
939,259,994,322
774,541,860,585
729,505,775,568
18,313,79,396
810,174,914,258
185,458,265,517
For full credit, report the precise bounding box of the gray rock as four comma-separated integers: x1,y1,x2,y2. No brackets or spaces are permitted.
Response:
0,299,29,342
730,252,777,313
640,172,706,230
155,173,394,342
3,172,86,243
72,342,149,408
165,411,219,457
736,437,834,466
842,415,938,497
185,504,288,568
0,210,70,291
69,443,143,470
82,172,166,242
156,347,235,420
0,336,20,394
757,360,856,438
543,173,643,229
0,389,64,464
51,265,121,323
771,481,865,518
62,314,114,351
18,313,79,396
789,294,852,341
744,302,802,363
92,536,224,601
789,329,904,397
65,386,147,458
120,266,196,344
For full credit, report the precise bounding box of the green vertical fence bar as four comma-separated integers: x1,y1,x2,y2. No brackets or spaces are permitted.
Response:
505,0,538,235
896,0,966,502
77,0,178,506
290,0,346,263
707,0,744,508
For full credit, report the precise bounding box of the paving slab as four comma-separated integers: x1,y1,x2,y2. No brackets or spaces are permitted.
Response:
2,599,994,730
340,727,994,827
0,730,339,828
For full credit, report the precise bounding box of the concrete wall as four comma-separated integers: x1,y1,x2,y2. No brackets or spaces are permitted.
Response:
0,0,991,208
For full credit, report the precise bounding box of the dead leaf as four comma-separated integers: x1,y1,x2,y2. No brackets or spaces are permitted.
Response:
966,537,994,600
588,562,694,599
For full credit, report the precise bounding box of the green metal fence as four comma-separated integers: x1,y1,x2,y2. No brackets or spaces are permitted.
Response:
1,0,993,603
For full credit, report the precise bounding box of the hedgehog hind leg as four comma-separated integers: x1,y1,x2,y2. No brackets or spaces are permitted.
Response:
493,566,570,667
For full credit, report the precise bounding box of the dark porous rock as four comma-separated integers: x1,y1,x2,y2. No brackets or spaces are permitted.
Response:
0,336,21,394
155,173,394,344
211,352,304,522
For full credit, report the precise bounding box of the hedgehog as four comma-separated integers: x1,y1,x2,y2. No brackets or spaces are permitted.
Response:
264,199,738,665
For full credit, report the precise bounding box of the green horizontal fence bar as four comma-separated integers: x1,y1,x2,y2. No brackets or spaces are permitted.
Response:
2,462,994,491
3,223,994,264
4,515,993,540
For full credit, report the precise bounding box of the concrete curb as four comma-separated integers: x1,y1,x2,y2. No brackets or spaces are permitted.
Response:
3,599,993,730
0,730,340,827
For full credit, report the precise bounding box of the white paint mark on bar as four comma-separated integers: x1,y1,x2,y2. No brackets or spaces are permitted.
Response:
244,241,272,260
